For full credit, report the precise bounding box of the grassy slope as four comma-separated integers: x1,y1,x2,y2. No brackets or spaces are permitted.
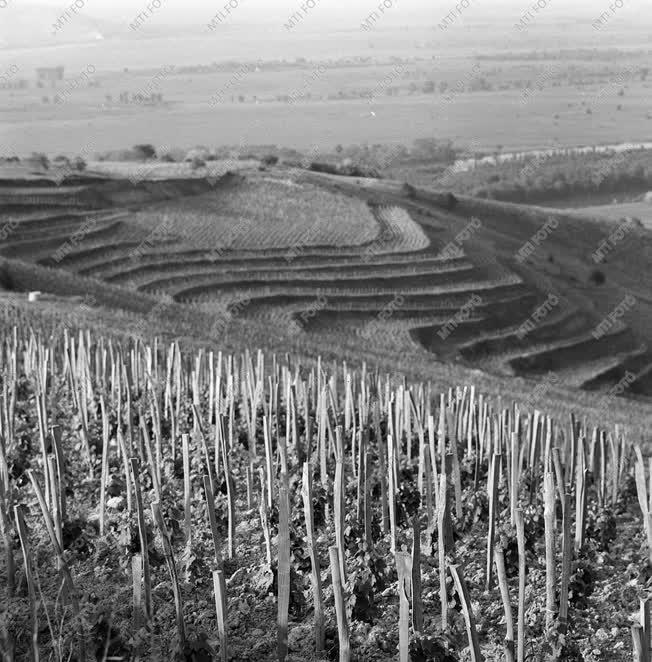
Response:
451,196,652,360
4,252,652,439
563,201,652,228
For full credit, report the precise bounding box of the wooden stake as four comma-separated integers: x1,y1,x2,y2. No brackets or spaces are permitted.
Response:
450,564,483,662
213,569,228,662
396,551,412,662
375,400,388,534
510,432,519,526
220,418,236,559
495,547,515,662
203,475,224,569
14,505,40,662
329,546,351,662
559,492,572,635
515,509,526,662
132,553,143,632
334,426,346,583
278,472,290,662
99,395,110,536
301,463,325,653
151,501,185,647
411,515,424,632
258,469,272,565
641,598,651,662
486,453,500,591
543,472,556,631
130,458,152,622
263,414,274,511
182,433,192,542
363,435,373,551
438,475,449,631
50,425,66,524
633,625,647,662
575,465,588,553
388,433,397,554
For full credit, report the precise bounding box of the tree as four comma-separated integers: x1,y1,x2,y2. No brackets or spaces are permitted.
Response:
72,156,87,171
29,152,49,170
190,156,206,170
133,144,156,160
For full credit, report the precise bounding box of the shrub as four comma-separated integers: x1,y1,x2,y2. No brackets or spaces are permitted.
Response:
340,163,380,178
72,156,87,171
27,152,49,171
402,182,417,199
282,159,303,169
0,264,15,291
445,192,458,210
133,144,157,160
262,154,279,166
309,161,338,175
160,147,186,162
589,269,606,285
185,147,211,163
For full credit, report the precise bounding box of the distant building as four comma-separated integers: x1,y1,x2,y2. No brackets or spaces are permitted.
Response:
0,79,28,90
36,66,64,88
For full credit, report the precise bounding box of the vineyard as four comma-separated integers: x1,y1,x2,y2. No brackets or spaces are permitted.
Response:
2,165,651,400
1,326,652,661
127,179,381,251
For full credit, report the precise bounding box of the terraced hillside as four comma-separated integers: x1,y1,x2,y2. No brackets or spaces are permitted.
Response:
1,163,651,399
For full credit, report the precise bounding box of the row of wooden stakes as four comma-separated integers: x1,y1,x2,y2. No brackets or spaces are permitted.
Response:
0,327,650,660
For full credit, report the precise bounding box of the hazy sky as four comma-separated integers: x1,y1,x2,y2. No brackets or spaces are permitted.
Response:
10,0,650,26
2,0,649,53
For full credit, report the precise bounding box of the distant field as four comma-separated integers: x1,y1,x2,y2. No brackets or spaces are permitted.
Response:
3,83,652,157
2,37,652,156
